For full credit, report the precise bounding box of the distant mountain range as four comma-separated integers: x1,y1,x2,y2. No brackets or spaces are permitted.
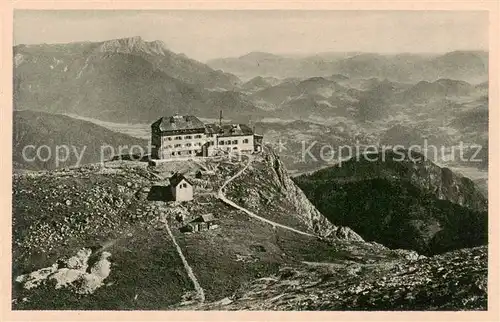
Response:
13,37,489,182
13,37,266,123
248,76,486,121
13,37,488,125
207,51,488,83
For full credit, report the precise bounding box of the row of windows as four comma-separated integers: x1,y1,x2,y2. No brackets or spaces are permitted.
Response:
178,183,189,188
219,138,249,145
163,135,251,143
162,138,250,147
165,134,203,141
170,150,200,156
164,142,203,149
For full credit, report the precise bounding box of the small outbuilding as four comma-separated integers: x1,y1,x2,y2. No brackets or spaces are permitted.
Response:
169,173,193,202
180,214,218,233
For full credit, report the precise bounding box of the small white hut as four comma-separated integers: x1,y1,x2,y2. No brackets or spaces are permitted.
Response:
169,173,193,202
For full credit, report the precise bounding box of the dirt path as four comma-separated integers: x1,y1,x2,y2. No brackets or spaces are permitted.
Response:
217,155,316,238
161,218,206,305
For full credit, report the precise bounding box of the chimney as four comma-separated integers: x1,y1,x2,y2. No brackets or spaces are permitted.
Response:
219,110,223,126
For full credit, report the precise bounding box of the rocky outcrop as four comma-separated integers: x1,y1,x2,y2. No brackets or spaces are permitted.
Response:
221,148,363,241
99,36,167,56
263,148,364,240
15,248,112,295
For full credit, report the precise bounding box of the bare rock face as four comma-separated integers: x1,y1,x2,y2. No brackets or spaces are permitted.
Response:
15,248,112,295
15,264,59,290
66,248,91,270
99,36,167,56
264,148,364,241
326,226,365,241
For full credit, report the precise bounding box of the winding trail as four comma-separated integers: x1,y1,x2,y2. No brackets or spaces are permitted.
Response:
154,152,313,308
161,218,205,305
217,155,315,238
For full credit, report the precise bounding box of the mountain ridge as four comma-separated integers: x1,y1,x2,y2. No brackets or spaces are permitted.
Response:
294,149,488,255
207,50,488,82
13,38,269,123
13,110,148,170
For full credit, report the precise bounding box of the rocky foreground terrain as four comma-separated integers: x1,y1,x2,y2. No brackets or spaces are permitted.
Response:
12,149,487,310
203,246,487,311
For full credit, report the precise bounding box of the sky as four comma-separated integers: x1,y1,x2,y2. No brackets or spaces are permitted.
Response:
14,10,489,62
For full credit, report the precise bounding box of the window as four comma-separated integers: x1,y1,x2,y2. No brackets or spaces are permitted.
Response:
195,134,202,139
226,140,231,145
174,144,182,148
186,143,192,147
210,141,214,146
175,136,182,140
185,135,192,139
171,152,175,156
219,141,224,145
233,147,238,150
232,140,238,144
168,137,173,141
177,151,181,155
243,139,249,144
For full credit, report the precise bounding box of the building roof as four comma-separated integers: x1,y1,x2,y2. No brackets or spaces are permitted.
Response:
192,214,216,223
205,123,254,137
152,115,205,133
169,173,193,187
204,123,222,135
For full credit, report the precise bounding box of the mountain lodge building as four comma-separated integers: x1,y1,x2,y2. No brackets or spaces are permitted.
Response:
151,114,263,159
